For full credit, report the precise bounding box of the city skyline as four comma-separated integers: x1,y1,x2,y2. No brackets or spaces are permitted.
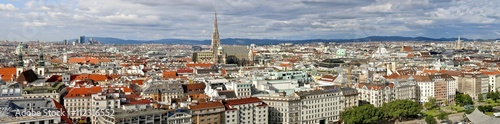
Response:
0,0,499,41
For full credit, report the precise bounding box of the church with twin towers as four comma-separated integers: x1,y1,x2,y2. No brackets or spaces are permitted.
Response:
192,12,254,66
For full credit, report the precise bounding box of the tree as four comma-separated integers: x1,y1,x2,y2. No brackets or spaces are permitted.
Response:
425,115,437,124
381,100,422,121
478,105,493,112
437,111,449,120
425,97,437,109
478,94,484,102
341,104,382,124
455,94,474,106
487,91,500,100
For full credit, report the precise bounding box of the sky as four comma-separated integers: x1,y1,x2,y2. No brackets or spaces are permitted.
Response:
0,0,499,41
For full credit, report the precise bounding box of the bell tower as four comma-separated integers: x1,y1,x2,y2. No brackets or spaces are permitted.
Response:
37,53,45,76
16,52,24,77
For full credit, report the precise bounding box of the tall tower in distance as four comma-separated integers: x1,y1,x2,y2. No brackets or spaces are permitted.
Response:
80,36,86,44
211,12,221,63
456,36,461,49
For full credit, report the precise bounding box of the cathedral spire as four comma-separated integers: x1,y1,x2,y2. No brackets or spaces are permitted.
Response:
214,12,218,33
212,12,221,63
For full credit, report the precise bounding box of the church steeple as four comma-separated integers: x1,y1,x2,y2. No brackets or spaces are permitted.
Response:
212,12,221,63
17,52,24,67
38,53,45,67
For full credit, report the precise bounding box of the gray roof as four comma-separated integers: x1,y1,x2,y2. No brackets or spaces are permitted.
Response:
466,109,500,124
217,90,237,99
222,46,249,56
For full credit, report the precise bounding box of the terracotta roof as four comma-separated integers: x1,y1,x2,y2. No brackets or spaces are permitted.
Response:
279,62,291,67
189,101,224,110
52,99,73,124
126,99,151,105
177,68,194,73
186,63,212,68
183,83,206,93
130,79,144,85
163,71,177,78
358,83,394,90
221,68,227,75
413,75,432,82
223,97,263,106
402,46,413,52
407,53,414,58
383,73,400,79
88,74,110,81
0,67,17,82
45,75,62,82
50,58,62,63
423,69,439,74
65,86,103,98
68,57,86,64
481,71,500,75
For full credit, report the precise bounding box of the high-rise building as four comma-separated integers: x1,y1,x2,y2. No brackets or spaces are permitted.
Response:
211,13,221,63
80,36,86,44
64,39,68,45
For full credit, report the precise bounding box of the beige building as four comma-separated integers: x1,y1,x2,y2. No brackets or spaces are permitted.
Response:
223,97,268,124
258,93,302,124
296,89,342,124
356,83,395,107
458,72,489,100
192,51,213,63
339,87,359,110
189,101,226,124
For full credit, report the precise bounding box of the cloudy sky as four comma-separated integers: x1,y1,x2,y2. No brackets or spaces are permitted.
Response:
0,0,499,41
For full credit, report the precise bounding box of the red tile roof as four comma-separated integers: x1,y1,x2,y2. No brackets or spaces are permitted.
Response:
130,79,144,85
52,99,73,124
481,71,500,75
65,86,103,98
423,69,439,74
223,97,263,106
0,67,17,82
45,75,62,82
127,99,151,105
189,101,224,110
186,63,212,68
184,83,206,93
383,73,400,79
177,68,194,73
163,71,177,78
358,83,394,90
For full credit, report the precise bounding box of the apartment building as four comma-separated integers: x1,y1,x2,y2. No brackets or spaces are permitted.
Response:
356,83,394,107
458,72,489,99
189,101,226,124
296,89,342,124
223,97,268,124
339,87,359,110
167,109,192,124
258,93,302,124
141,82,185,104
481,71,500,91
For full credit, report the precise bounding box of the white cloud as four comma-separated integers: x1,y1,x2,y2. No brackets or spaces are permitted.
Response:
360,3,393,12
0,3,17,11
0,0,499,41
415,20,433,25
23,22,48,27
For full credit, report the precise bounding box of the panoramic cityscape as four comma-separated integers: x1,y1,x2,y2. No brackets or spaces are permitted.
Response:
1,0,500,124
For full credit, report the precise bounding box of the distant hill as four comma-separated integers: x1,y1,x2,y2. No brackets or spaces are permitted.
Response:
84,36,496,45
